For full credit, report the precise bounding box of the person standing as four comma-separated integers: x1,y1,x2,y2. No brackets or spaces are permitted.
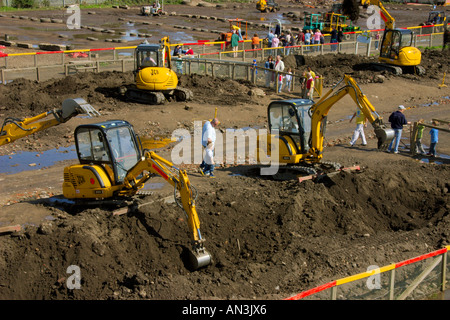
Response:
251,59,258,83
297,30,305,45
349,109,368,147
304,29,311,51
415,119,426,154
375,31,380,50
337,27,344,44
231,30,239,58
251,33,260,58
199,118,220,177
175,54,183,75
266,29,274,50
283,67,293,92
313,29,322,52
387,105,410,154
428,121,439,157
274,55,285,92
305,72,315,100
271,34,279,56
264,55,275,87
331,27,338,51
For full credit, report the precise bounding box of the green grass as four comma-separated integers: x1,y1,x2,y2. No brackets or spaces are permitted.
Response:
0,0,254,12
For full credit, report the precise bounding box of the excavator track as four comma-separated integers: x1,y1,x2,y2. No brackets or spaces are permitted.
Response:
172,87,193,102
355,62,403,75
122,87,166,105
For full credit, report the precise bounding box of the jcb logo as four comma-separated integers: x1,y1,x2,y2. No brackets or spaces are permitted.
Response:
76,175,85,185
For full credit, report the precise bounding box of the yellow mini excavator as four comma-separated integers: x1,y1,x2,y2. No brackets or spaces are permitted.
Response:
61,119,211,270
257,74,394,172
345,0,425,75
256,0,279,13
120,37,193,105
0,98,100,146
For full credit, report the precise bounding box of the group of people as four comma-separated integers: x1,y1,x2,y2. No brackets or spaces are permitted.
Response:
263,55,293,93
349,104,441,157
265,29,296,56
295,27,344,52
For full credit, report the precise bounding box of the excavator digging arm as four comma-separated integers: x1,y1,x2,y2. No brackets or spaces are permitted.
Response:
120,150,211,269
307,74,394,160
0,98,100,146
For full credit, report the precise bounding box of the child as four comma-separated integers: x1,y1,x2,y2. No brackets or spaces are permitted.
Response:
203,141,215,178
428,120,439,157
284,68,292,92
175,54,183,75
415,119,426,154
277,73,284,93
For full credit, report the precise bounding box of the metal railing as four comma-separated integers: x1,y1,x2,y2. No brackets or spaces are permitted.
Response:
285,246,450,300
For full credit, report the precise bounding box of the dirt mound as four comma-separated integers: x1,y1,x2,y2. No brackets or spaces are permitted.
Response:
0,160,448,299
283,49,449,86
179,74,257,105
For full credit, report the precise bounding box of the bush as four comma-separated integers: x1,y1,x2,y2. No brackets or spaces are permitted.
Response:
12,0,35,8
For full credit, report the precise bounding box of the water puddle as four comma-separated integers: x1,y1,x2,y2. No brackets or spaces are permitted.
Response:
0,146,77,175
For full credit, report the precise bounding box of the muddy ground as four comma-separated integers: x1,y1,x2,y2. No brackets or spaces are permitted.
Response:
0,2,450,301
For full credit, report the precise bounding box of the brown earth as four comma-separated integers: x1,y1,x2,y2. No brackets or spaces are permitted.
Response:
0,2,450,301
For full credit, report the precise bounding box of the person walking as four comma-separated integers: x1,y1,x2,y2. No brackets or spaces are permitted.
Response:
349,108,368,147
427,120,439,157
199,118,220,177
387,105,410,154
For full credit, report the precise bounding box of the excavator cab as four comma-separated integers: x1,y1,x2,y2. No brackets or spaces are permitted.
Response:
135,40,170,71
268,99,314,157
74,120,141,186
257,99,320,165
379,29,422,71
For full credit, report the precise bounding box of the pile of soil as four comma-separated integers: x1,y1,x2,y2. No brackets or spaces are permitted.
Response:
0,160,448,300
283,49,450,86
1,43,449,300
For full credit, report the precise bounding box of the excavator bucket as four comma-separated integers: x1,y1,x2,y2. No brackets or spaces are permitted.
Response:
189,246,212,270
61,98,101,120
374,127,395,150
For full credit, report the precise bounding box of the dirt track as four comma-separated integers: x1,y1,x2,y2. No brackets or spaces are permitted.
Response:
0,1,450,301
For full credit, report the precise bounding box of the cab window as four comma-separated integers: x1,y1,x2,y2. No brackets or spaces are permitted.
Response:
77,128,110,162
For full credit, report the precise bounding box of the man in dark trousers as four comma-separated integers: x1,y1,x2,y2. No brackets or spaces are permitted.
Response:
387,105,410,154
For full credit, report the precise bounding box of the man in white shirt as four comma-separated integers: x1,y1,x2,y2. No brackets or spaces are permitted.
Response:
274,55,285,91
199,118,220,177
